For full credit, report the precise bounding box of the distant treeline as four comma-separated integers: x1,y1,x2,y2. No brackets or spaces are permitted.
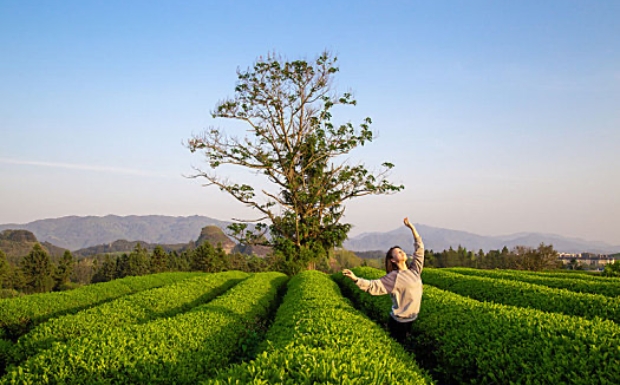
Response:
354,244,562,270
427,243,562,270
0,241,277,298
0,239,381,298
354,243,620,275
2,240,616,298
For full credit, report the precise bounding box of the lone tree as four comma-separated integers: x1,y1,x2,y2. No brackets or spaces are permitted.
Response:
188,51,403,273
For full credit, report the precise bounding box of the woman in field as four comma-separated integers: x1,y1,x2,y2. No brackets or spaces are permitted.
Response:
342,217,424,343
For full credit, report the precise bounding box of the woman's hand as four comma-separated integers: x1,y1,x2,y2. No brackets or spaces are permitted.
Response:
342,269,358,282
404,217,421,240
404,217,414,228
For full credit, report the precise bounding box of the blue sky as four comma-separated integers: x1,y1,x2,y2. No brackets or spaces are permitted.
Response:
1,1,619,245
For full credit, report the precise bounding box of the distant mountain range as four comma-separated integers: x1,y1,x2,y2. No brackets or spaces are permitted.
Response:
0,215,229,251
0,215,618,254
344,225,620,255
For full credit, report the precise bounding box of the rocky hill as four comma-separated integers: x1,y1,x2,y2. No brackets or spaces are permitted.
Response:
195,226,235,253
0,229,67,262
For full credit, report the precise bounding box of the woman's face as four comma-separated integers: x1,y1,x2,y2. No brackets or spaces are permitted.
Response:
390,248,407,264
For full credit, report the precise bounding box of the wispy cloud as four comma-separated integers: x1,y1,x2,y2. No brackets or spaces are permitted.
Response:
0,157,170,178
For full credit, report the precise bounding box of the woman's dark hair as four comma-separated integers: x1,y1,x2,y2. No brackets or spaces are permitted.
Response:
385,246,402,273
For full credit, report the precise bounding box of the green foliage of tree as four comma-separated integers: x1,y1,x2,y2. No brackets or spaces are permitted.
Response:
0,249,20,297
188,51,403,271
20,243,55,294
245,255,269,272
0,249,9,288
91,255,117,283
190,242,218,272
71,258,94,286
3,263,25,292
431,246,475,268
425,243,562,270
483,248,513,269
224,251,247,271
116,244,150,278
167,250,190,272
362,257,384,269
115,254,130,278
512,243,561,271
53,250,75,291
214,244,229,271
328,248,363,272
603,260,620,277
264,237,328,275
426,243,561,271
150,246,169,274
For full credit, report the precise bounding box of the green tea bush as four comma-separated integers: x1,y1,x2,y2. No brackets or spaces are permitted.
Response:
1,272,287,384
0,272,200,340
447,267,620,297
422,268,620,322
339,267,620,384
527,270,615,281
204,270,434,385
11,271,248,364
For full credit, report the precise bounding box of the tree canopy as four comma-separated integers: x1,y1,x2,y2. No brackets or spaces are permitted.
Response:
188,51,403,272
20,243,54,293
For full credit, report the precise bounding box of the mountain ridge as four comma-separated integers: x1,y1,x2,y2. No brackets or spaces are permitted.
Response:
0,215,617,254
0,215,229,251
343,224,619,254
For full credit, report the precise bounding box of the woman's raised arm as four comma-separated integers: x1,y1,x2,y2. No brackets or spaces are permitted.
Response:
404,217,424,274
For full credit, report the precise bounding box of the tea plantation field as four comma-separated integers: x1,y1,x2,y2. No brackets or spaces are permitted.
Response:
0,268,618,384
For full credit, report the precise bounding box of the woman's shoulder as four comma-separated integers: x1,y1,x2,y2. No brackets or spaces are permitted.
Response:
384,269,401,277
403,266,422,278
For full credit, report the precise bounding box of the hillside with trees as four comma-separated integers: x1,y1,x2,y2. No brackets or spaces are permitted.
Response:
0,230,66,263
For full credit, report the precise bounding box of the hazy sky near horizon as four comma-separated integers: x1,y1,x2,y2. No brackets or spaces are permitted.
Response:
1,1,619,245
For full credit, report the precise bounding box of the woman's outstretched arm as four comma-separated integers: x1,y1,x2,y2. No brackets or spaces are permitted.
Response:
404,217,425,275
343,269,393,295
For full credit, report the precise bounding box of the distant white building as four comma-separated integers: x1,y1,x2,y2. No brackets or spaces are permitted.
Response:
558,252,619,268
